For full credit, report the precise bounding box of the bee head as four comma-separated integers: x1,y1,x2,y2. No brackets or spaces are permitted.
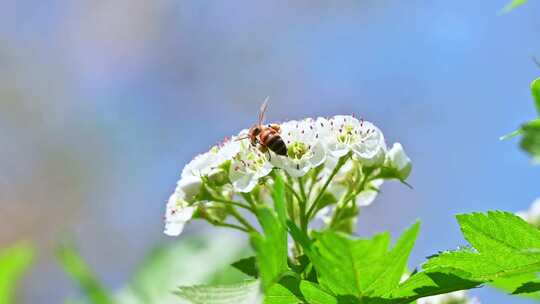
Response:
250,125,262,136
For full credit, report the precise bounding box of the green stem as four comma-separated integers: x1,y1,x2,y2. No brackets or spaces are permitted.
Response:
210,197,255,213
211,222,249,233
306,153,351,221
240,193,257,209
284,181,303,204
229,207,257,232
328,166,372,228
298,177,307,201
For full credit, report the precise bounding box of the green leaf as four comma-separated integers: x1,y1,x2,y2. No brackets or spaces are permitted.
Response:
117,233,250,304
423,212,540,281
56,242,113,304
521,118,540,161
501,0,529,13
387,268,481,303
175,277,335,304
381,212,540,302
0,243,35,304
491,273,540,299
456,211,540,254
251,206,289,290
363,222,420,297
308,222,420,298
299,281,338,304
271,171,287,227
512,281,540,294
265,276,303,304
232,256,259,278
532,77,540,115
176,280,261,304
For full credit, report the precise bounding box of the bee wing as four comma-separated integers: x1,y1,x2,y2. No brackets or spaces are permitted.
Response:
258,97,270,125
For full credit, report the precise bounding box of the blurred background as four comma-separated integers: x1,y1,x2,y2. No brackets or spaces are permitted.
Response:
1,0,540,303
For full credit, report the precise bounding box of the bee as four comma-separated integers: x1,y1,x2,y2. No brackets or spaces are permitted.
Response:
239,98,287,157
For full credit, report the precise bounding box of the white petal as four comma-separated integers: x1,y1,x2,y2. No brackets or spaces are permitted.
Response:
356,190,378,206
308,142,326,167
231,173,258,193
282,159,311,177
164,221,186,236
177,175,202,200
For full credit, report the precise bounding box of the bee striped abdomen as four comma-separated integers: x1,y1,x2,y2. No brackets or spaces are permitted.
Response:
260,129,287,156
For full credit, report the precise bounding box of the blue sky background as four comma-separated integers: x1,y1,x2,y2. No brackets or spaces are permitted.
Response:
1,1,540,303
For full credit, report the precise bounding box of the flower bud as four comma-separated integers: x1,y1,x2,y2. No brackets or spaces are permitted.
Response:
387,143,412,180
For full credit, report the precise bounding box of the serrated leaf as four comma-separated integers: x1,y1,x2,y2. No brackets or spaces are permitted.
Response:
380,212,540,302
265,276,303,304
456,211,540,253
299,281,338,304
491,273,540,299
512,281,540,294
176,280,261,304
308,222,419,298
385,211,540,303
387,268,481,303
422,212,540,282
251,206,289,290
56,242,113,304
309,231,389,296
232,256,258,278
0,243,35,304
175,277,310,304
363,222,421,297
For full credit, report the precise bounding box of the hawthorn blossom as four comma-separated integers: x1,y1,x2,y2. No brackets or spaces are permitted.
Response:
228,137,273,193
164,113,409,237
164,191,196,236
317,115,386,166
272,119,326,177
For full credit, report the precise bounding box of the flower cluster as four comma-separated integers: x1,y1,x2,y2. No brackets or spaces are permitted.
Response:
164,115,411,236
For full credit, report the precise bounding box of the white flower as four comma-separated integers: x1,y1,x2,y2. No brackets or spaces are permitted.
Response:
164,191,196,236
177,146,223,200
317,116,386,166
272,119,326,177
387,142,412,180
181,146,222,178
418,291,480,304
517,198,540,227
229,138,273,193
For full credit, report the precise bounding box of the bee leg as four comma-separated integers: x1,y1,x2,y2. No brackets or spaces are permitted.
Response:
267,150,272,161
